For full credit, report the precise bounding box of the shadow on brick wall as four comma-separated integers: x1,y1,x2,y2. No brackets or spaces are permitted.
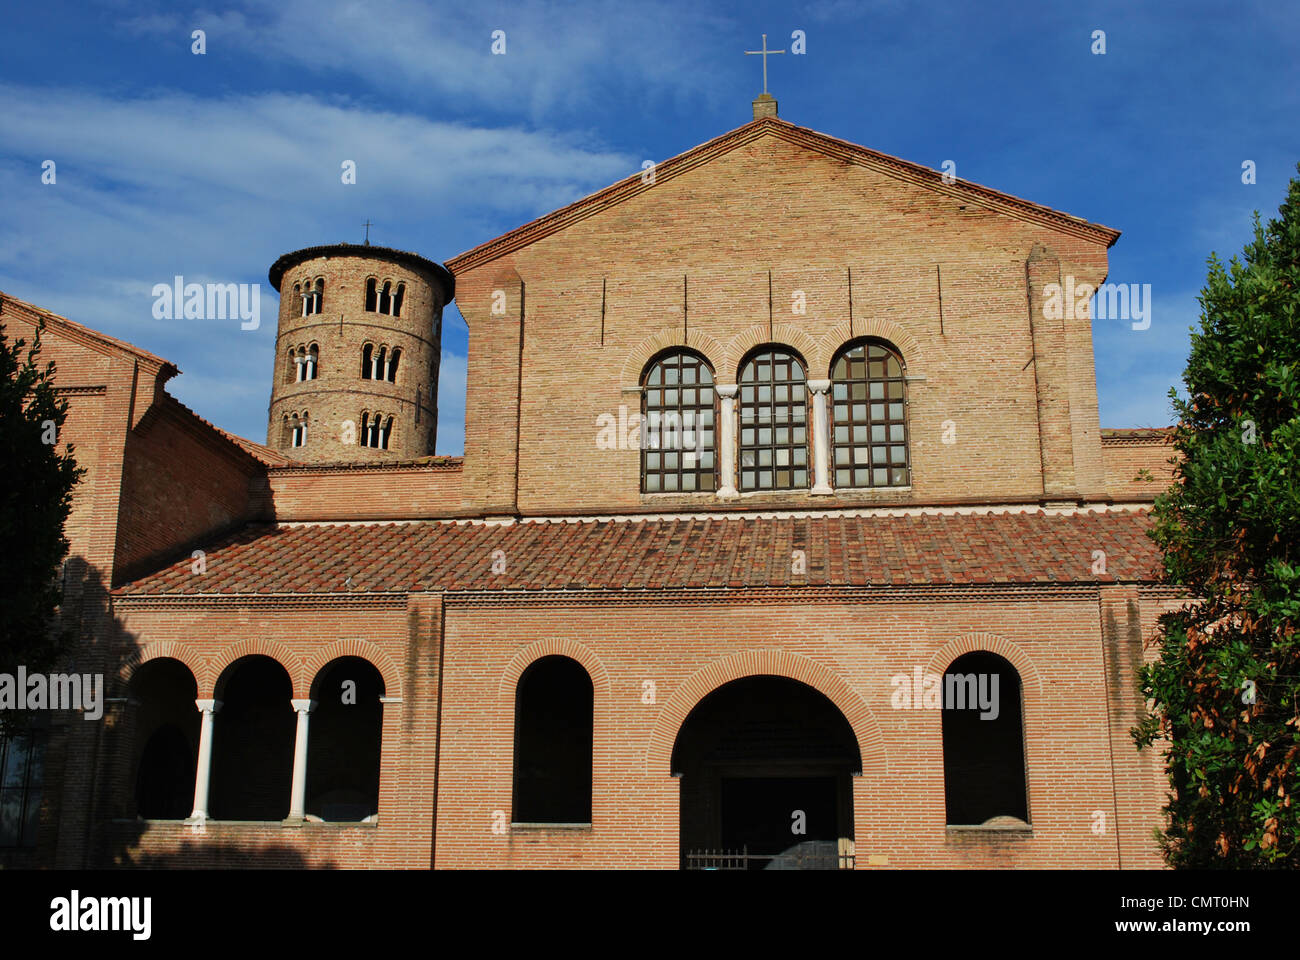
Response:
31,558,337,870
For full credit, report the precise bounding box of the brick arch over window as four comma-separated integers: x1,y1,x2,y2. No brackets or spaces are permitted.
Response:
645,650,884,777
820,319,923,378
499,639,611,700
116,642,206,696
303,639,403,700
723,323,823,380
924,633,1042,701
204,638,302,698
619,327,724,389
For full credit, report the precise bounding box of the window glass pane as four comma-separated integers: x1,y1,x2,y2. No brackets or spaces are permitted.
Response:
2,740,26,789
0,792,20,846
23,789,40,838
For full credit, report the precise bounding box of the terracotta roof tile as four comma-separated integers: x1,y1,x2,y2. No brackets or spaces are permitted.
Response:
114,510,1165,596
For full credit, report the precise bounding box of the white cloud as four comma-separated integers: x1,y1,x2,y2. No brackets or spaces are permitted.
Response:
0,83,635,443
172,0,736,119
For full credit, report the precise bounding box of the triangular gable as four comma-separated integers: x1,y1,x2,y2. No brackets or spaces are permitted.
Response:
0,290,178,379
446,116,1120,275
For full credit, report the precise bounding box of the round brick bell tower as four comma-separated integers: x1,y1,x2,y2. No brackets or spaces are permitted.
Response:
267,243,454,463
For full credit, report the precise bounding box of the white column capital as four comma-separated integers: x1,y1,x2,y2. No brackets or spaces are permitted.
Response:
290,698,317,713
715,383,739,399
807,378,832,394
195,698,222,714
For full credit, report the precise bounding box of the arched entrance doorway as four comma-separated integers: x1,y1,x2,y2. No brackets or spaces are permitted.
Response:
672,675,861,869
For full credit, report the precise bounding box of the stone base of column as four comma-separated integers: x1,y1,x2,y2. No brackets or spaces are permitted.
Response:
717,486,739,500
281,816,306,828
811,484,833,495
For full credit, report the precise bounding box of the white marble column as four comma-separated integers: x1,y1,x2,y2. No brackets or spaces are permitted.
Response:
188,698,222,822
808,379,833,495
287,698,316,822
716,384,739,499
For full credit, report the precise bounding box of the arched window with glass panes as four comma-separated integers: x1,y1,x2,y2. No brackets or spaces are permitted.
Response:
738,347,809,491
640,351,717,493
830,340,910,488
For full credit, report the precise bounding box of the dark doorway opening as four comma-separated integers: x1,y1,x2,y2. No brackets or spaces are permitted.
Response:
210,655,294,821
672,675,860,869
129,658,199,820
307,657,385,822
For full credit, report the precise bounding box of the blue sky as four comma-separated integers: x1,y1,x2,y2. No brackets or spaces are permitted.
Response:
2,0,1297,454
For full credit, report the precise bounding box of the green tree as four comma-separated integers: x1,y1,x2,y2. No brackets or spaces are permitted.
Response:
0,318,85,736
1135,166,1300,867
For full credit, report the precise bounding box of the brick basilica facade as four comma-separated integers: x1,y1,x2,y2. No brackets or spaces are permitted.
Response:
1,101,1180,869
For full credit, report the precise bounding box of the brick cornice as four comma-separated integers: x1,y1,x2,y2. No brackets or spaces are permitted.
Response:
268,457,463,476
114,592,410,610
442,584,1112,606
113,583,1120,610
1,291,178,377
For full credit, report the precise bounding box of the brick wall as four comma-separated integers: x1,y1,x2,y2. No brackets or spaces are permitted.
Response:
96,585,1171,870
451,126,1114,517
114,396,266,584
266,460,465,522
1102,435,1178,502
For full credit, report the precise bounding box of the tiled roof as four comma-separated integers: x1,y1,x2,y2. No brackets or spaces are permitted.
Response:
116,509,1165,596
1101,427,1174,440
